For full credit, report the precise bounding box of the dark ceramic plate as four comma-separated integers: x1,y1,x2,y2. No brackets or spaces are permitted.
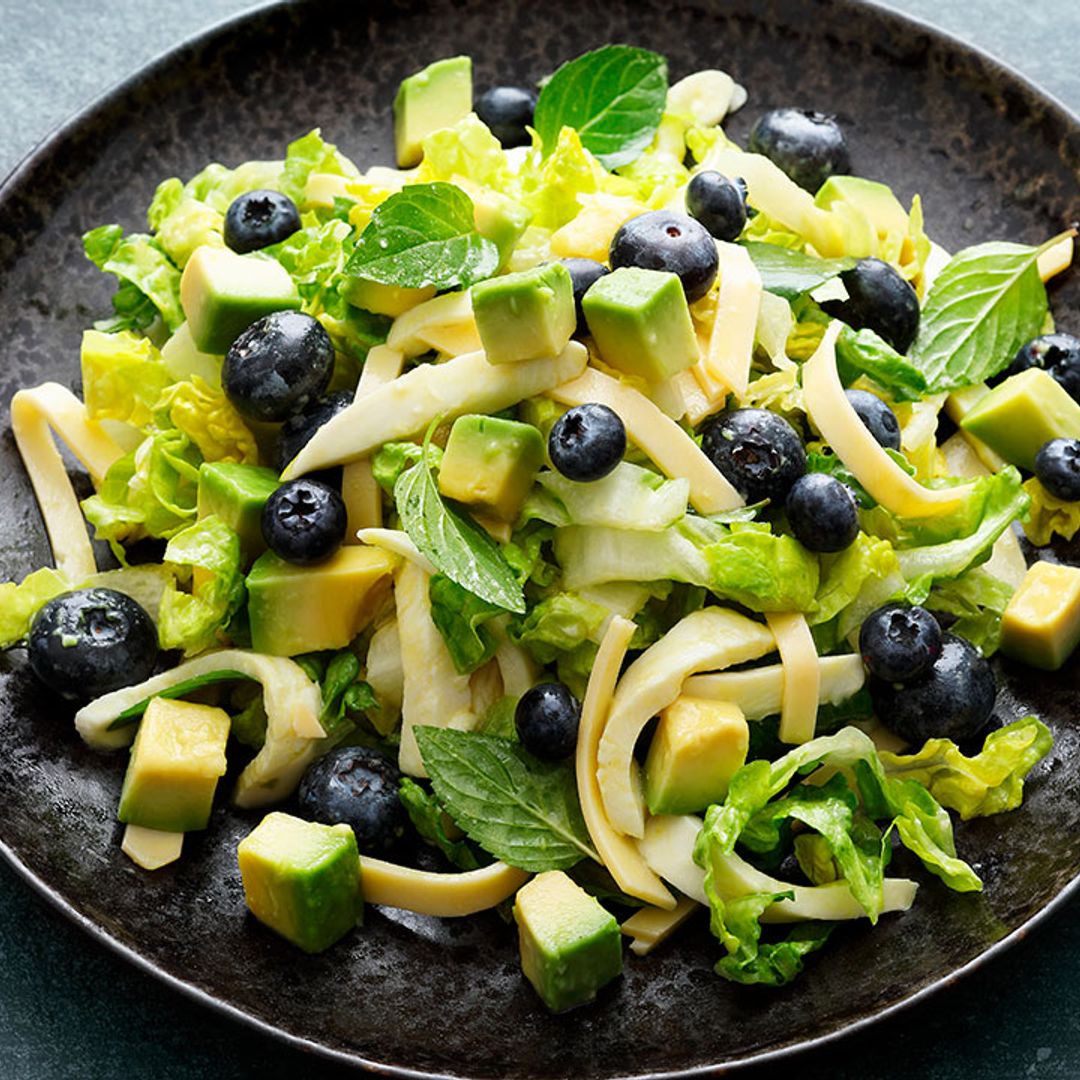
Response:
2,1,1080,1076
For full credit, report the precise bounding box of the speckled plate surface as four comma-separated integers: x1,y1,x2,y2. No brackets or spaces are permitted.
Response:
1,1,1079,1076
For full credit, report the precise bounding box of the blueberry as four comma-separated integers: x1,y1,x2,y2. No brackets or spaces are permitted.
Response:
298,746,406,854
223,310,334,423
557,258,609,335
609,211,719,303
474,85,537,148
700,408,807,505
830,258,920,354
1005,333,1080,401
685,171,748,242
733,177,754,217
748,108,850,193
1034,438,1080,501
844,389,901,451
28,588,158,702
223,190,301,254
275,391,353,473
785,473,859,552
262,478,347,564
869,631,996,745
515,683,582,760
548,403,626,482
859,603,942,683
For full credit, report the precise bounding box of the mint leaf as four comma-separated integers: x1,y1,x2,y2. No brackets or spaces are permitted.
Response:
394,430,526,613
533,45,668,170
835,325,927,402
415,726,598,871
742,242,855,300
398,777,482,871
344,182,499,289
910,239,1056,391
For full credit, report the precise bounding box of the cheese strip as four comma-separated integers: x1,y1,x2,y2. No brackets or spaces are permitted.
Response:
598,609,775,839
10,383,126,580
493,631,539,698
283,342,587,479
1038,234,1074,282
121,825,184,870
548,367,743,515
802,322,974,516
576,616,675,909
386,291,477,358
356,528,436,574
395,559,475,777
684,654,865,719
703,241,762,398
621,897,699,957
676,368,725,426
360,856,528,916
765,612,821,745
343,345,406,541
638,813,709,904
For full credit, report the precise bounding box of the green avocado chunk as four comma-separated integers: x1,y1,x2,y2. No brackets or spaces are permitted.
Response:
197,461,280,565
117,697,230,833
238,811,363,954
582,267,698,383
814,175,908,255
471,262,576,365
393,56,473,168
179,245,301,355
438,413,545,521
513,870,623,1012
960,368,1080,472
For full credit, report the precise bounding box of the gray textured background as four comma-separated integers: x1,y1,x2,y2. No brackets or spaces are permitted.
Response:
1,1,1079,1077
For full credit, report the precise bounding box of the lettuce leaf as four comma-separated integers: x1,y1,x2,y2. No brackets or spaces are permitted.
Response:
147,178,225,267
373,441,443,492
427,573,503,675
0,568,69,648
80,330,172,429
399,777,483,871
1021,476,1080,547
811,533,902,628
280,128,359,207
153,376,258,465
417,114,513,191
924,566,1014,656
179,159,284,214
835,326,928,402
508,592,611,665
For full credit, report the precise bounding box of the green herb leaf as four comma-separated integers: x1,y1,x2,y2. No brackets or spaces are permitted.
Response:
910,238,1059,391
398,777,482,871
343,182,499,289
427,574,503,675
742,242,855,300
533,45,668,170
414,726,598,872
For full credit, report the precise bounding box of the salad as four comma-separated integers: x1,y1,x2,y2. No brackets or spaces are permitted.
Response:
2,42,1077,1010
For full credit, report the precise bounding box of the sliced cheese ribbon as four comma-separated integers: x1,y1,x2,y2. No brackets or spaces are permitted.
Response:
764,612,821,745
360,857,528,916
621,897,699,957
702,241,762,398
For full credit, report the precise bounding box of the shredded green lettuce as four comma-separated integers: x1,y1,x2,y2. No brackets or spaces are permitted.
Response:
1022,476,1080,547
81,330,172,428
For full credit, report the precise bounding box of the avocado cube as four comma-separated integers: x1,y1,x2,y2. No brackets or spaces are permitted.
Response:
197,461,280,564
814,175,908,251
471,262,576,365
960,368,1080,472
1001,561,1080,671
514,870,623,1012
117,697,230,833
438,414,545,522
340,278,437,317
246,546,396,656
644,697,749,815
582,268,698,383
238,811,363,954
180,245,301,355
393,56,472,168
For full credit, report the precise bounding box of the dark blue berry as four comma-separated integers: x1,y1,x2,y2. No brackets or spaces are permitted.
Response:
1034,438,1080,501
733,177,755,217
686,171,748,242
845,389,901,451
223,189,301,254
609,211,718,302
515,683,581,760
700,408,807,505
831,258,920,354
475,85,537,148
748,109,850,193
548,403,626,482
868,631,996,745
1005,333,1080,401
223,310,334,423
298,746,406,854
859,603,942,683
262,478,347,565
275,391,354,473
785,473,859,552
557,258,610,335
28,589,158,702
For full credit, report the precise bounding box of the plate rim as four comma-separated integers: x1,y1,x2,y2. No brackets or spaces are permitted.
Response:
1,0,1078,1075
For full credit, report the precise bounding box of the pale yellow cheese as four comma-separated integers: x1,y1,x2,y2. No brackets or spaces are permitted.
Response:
121,824,184,870
284,342,587,479
493,631,540,698
621,897,699,957
575,616,675,909
360,856,528,916
667,69,745,125
10,383,126,581
637,813,709,904
386,290,478,358
548,367,743,515
764,612,821,745
365,619,404,735
598,608,775,839
802,322,974,516
1038,234,1074,282
703,241,762,398
676,368,726,426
